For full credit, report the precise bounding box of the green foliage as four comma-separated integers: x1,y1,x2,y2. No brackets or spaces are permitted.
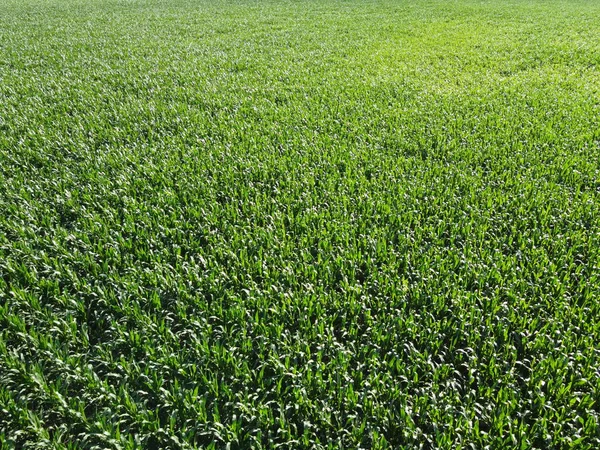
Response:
1,0,600,448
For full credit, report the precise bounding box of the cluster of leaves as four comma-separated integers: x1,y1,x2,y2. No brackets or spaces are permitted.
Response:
1,0,600,448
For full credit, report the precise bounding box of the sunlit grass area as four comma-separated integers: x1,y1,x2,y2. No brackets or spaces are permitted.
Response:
1,0,599,448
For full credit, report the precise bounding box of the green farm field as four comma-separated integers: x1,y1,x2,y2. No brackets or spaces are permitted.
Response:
1,0,600,448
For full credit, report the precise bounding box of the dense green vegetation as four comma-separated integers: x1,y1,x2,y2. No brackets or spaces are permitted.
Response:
1,0,600,448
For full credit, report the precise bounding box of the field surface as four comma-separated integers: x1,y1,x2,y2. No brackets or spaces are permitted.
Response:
1,0,600,448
